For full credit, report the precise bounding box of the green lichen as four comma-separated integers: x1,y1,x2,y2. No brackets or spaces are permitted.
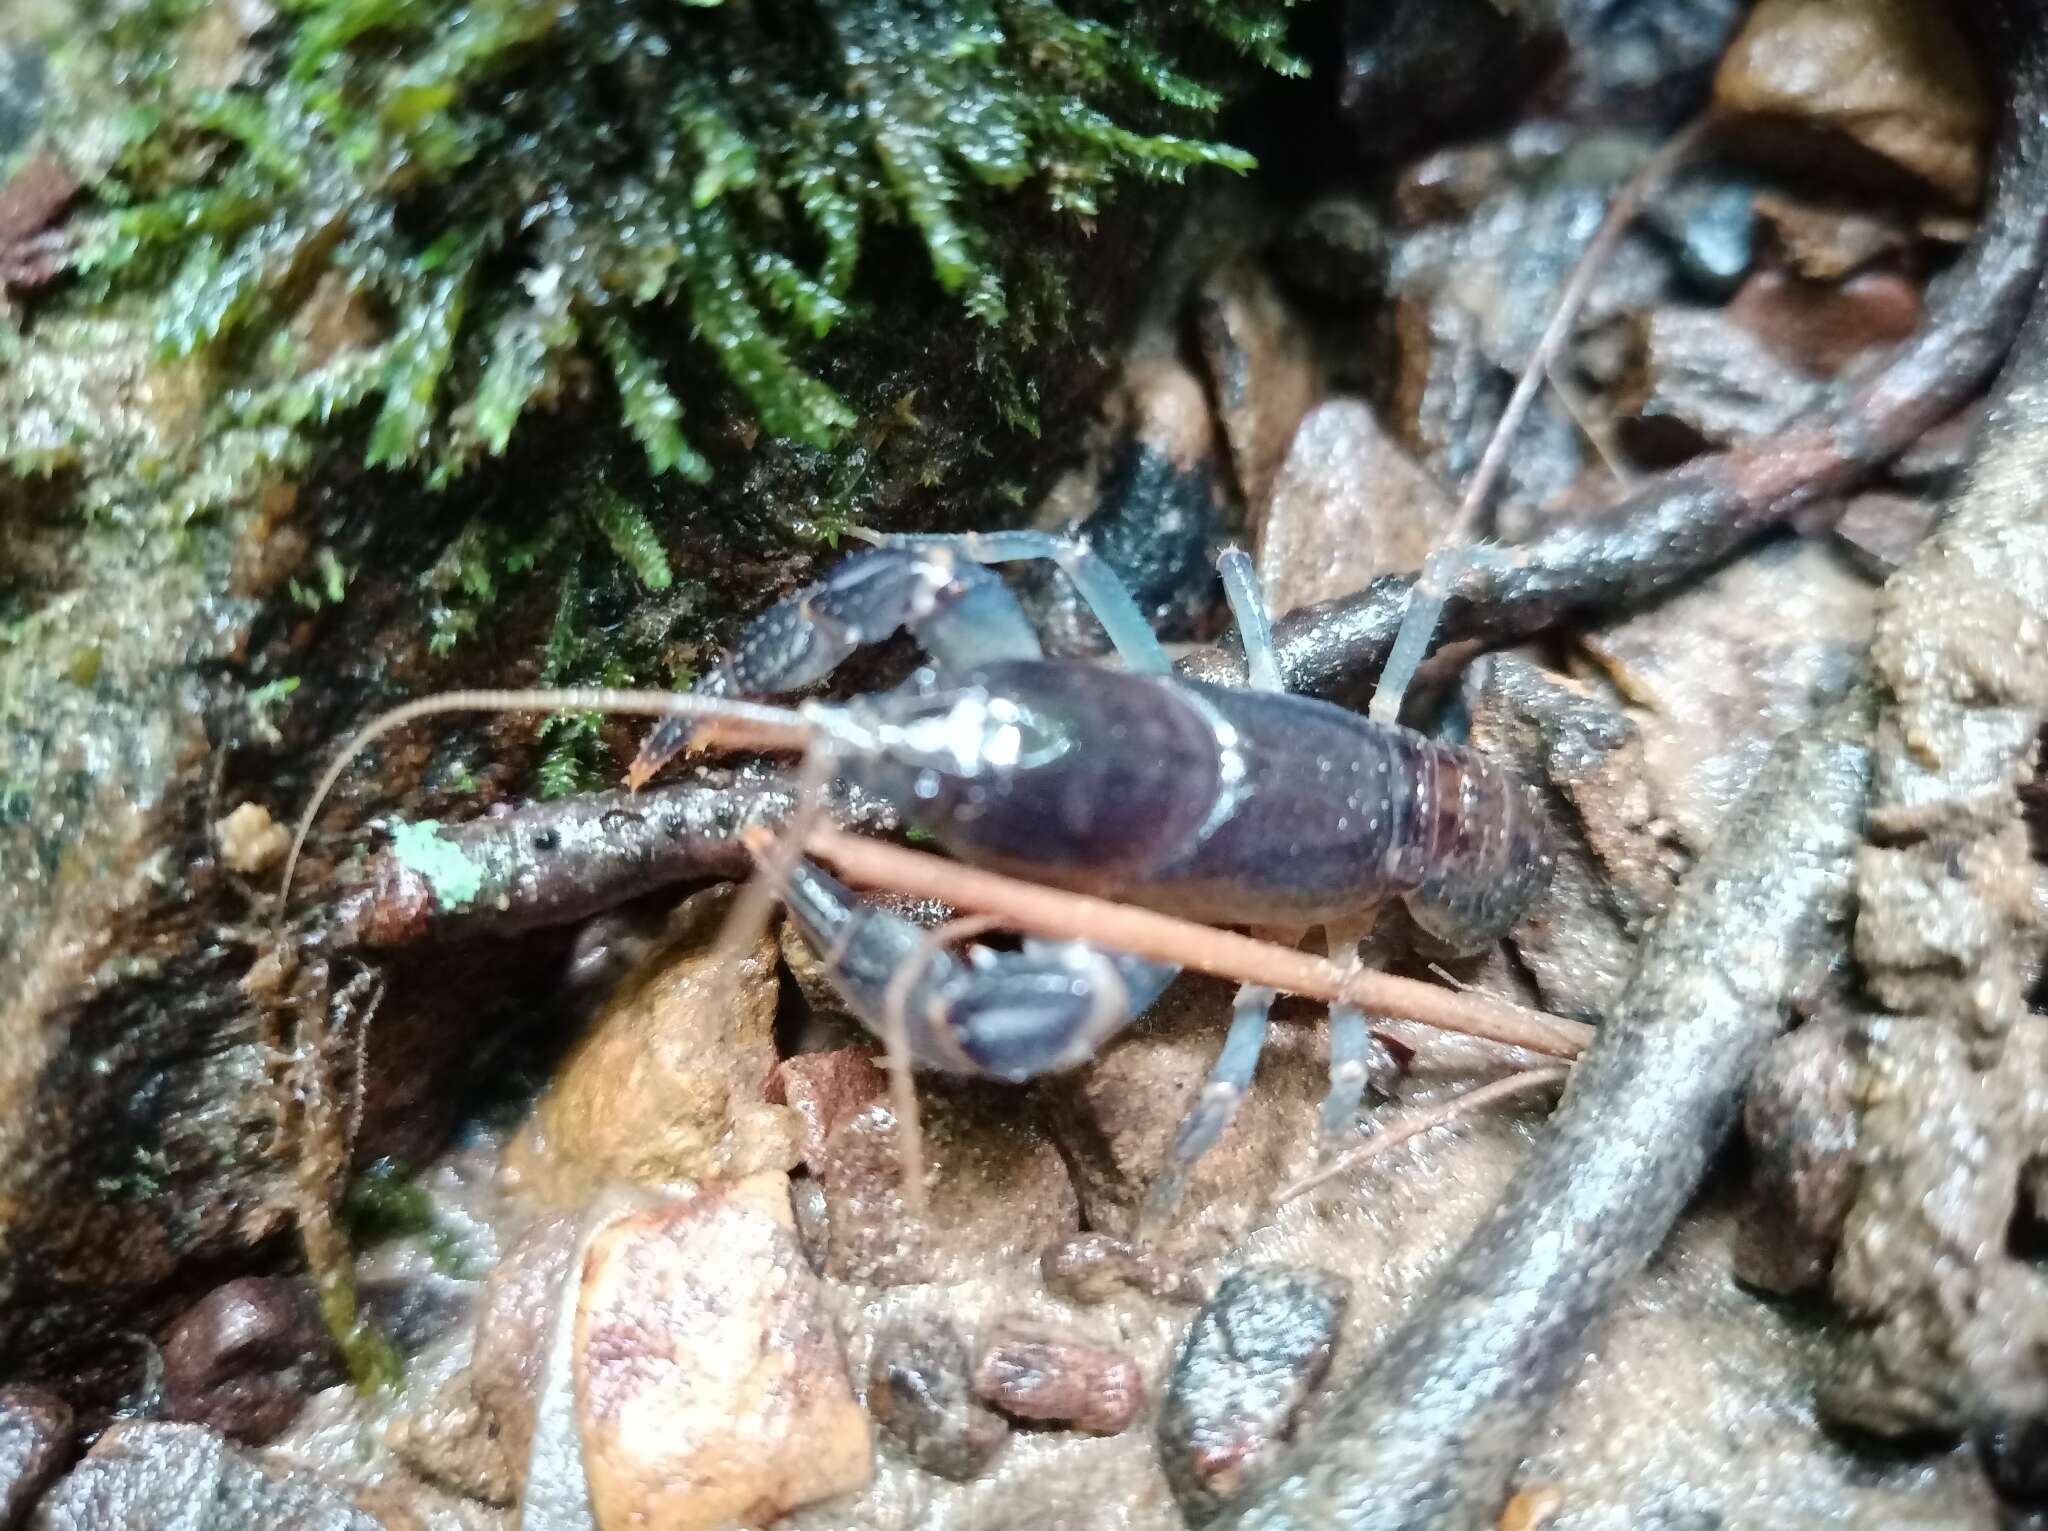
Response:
65,0,1295,484
386,817,485,910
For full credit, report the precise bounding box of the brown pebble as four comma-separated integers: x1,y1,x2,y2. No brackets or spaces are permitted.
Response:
972,1318,1145,1436
769,1048,889,1169
1041,1233,1205,1306
867,1319,1010,1481
1497,1483,1567,1530
1729,267,1922,378
160,1277,338,1445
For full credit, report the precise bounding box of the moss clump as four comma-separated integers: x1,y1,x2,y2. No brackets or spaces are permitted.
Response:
68,0,1294,484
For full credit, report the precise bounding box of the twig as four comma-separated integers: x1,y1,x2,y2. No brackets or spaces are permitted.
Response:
803,825,1593,1060
1277,1067,1569,1203
1368,119,1703,723
1218,681,1875,1530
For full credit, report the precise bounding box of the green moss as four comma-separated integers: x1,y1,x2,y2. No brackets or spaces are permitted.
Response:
66,0,1295,483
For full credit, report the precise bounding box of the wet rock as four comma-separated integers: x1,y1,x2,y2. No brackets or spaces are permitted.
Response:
1981,1418,2048,1505
0,42,44,160
1826,491,1942,579
866,1319,1010,1481
468,1214,582,1493
159,1276,340,1446
1389,170,1672,517
1729,267,1924,377
384,1375,515,1507
1045,974,1324,1261
575,1177,870,1530
1157,1268,1348,1525
1641,168,1757,297
1253,399,1450,619
1714,0,1991,208
1040,356,1224,652
0,1388,71,1529
769,1048,890,1169
1391,144,1507,228
971,1318,1145,1436
1753,190,1919,283
1193,261,1322,516
1617,305,1829,456
28,1421,379,1531
1272,197,1387,305
811,1085,1079,1286
1339,0,1536,152
1736,1017,1867,1294
502,888,799,1205
1546,0,1747,123
1581,536,1875,852
1466,656,1680,1020
1041,1233,1206,1306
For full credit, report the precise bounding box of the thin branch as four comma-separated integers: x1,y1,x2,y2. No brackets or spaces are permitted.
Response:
803,825,1593,1061
1277,1067,1569,1203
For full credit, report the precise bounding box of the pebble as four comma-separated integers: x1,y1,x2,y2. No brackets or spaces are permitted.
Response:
769,1048,891,1169
1041,1233,1206,1306
811,1086,1079,1286
971,1318,1145,1436
1157,1268,1349,1525
212,802,290,876
0,1388,71,1529
1254,398,1449,619
384,1374,515,1506
159,1276,339,1446
866,1318,1010,1481
502,888,799,1205
1617,305,1828,455
575,1176,871,1531
468,1213,584,1497
1714,0,1989,208
1729,267,1923,377
28,1421,378,1531
1193,261,1322,516
1736,1017,1867,1295
1753,190,1917,283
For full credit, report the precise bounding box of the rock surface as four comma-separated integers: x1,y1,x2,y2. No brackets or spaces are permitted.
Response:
1157,1269,1347,1525
866,1319,1010,1482
1736,1017,1866,1295
0,1388,71,1530
1714,0,1990,207
574,1178,871,1531
501,890,798,1205
28,1421,380,1531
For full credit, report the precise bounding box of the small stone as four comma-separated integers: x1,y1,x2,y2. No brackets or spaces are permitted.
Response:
1157,1268,1349,1525
1273,196,1387,304
867,1319,1010,1481
1641,169,1756,298
468,1214,583,1494
812,1085,1079,1286
1736,1017,1867,1294
1254,399,1450,619
1753,190,1917,283
1825,491,1941,579
1391,144,1506,228
769,1048,889,1168
1497,1483,1568,1531
0,1388,72,1528
1041,1233,1205,1306
1041,357,1224,651
28,1421,380,1531
971,1318,1145,1436
1193,261,1323,516
213,802,290,876
575,1176,871,1531
1616,306,1828,456
159,1276,339,1446
384,1374,515,1506
503,887,800,1204
1729,267,1923,377
1714,0,1990,208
